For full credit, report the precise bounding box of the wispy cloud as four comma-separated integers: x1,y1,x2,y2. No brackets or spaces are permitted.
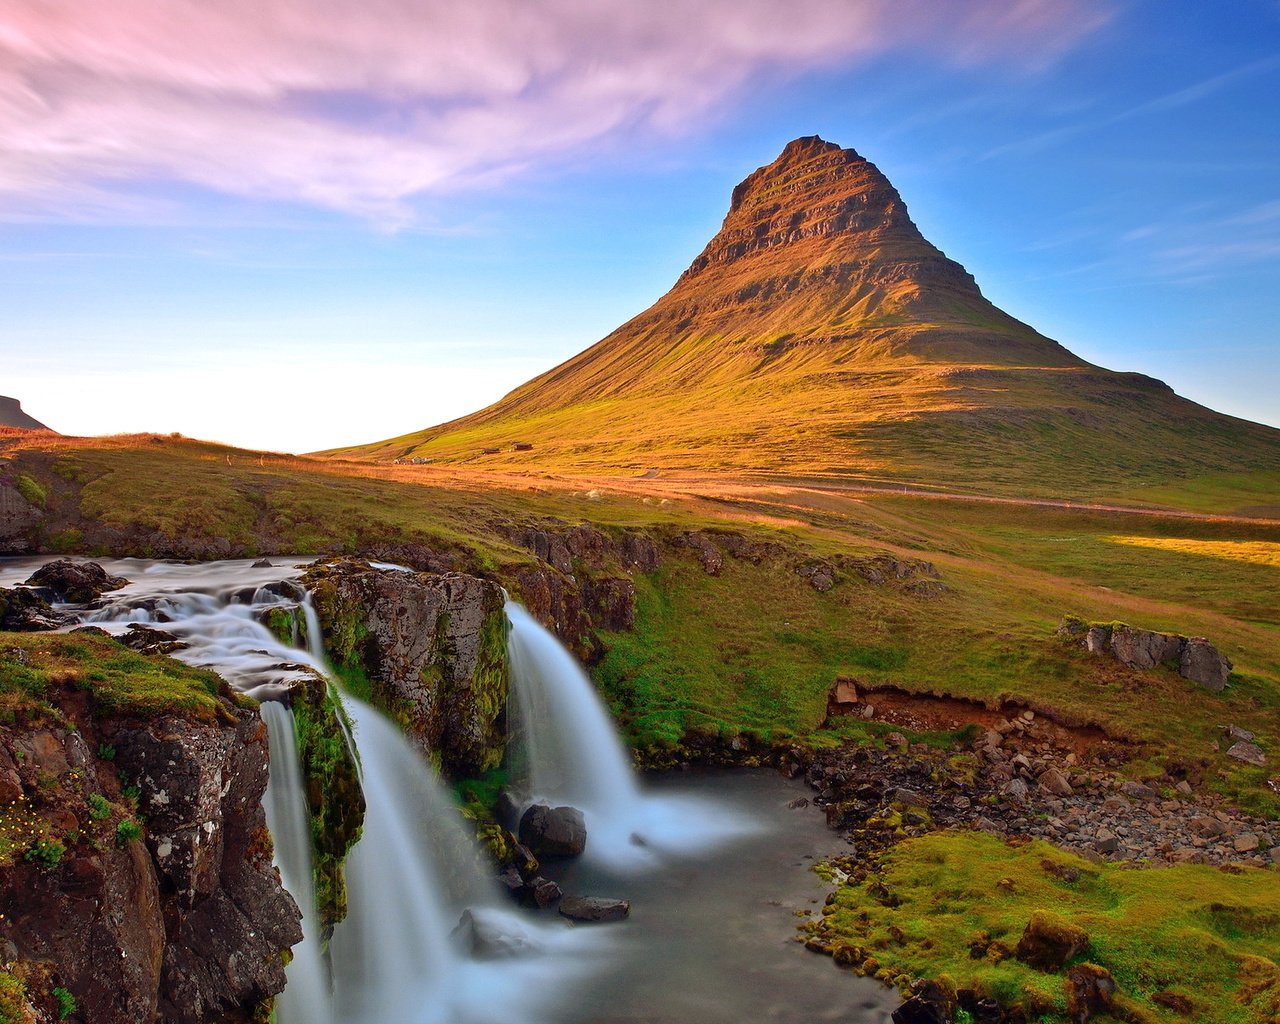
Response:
982,54,1280,161
0,0,1110,223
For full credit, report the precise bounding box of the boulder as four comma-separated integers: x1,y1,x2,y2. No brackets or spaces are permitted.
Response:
1015,911,1089,971
1110,625,1183,670
892,980,955,1024
558,895,630,923
0,482,42,547
453,909,535,959
1180,638,1232,691
1038,768,1073,797
1065,963,1116,1022
518,804,587,858
24,558,127,603
1226,742,1266,767
0,585,60,631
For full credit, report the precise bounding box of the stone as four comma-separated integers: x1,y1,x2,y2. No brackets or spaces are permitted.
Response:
518,804,588,858
1065,963,1117,1022
1015,911,1089,972
1110,625,1183,671
1268,847,1280,865
1094,828,1119,854
251,558,274,568
1175,780,1193,796
890,787,928,807
1233,834,1260,853
787,797,810,809
558,895,630,923
1120,781,1158,801
1225,724,1255,742
529,877,564,909
0,585,60,631
1038,768,1073,797
1001,778,1029,805
453,909,535,959
830,678,859,706
24,558,128,603
891,980,955,1024
1085,626,1111,654
1180,637,1232,691
1226,742,1266,767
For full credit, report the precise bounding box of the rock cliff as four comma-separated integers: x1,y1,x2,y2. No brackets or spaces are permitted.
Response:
305,559,510,776
0,637,301,1024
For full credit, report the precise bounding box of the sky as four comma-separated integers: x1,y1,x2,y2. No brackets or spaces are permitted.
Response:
2,0,1279,453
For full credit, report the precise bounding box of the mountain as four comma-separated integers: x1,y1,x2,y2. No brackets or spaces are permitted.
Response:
0,396,50,431
328,137,1280,497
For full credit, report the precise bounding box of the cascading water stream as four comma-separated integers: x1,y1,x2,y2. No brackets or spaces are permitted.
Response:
261,701,333,1024
505,601,756,868
32,557,603,1023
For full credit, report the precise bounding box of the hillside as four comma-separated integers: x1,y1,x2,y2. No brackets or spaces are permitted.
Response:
0,396,49,431
327,137,1280,499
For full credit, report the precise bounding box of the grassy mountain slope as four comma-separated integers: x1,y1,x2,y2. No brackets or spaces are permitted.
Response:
326,136,1280,499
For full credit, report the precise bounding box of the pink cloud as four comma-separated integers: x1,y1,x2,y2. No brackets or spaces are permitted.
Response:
0,0,1112,222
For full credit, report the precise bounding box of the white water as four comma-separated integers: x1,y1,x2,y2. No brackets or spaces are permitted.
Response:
4,556,605,1024
506,601,757,869
261,700,333,1024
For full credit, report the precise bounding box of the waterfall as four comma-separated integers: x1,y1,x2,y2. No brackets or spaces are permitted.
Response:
73,558,603,1024
506,602,641,814
505,601,756,868
261,701,333,1024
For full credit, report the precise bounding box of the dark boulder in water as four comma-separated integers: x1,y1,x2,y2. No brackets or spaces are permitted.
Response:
518,803,587,857
25,558,127,603
0,585,60,631
558,895,630,923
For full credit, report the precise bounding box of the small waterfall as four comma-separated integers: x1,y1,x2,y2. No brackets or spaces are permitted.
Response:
261,701,333,1024
505,601,756,868
506,602,641,814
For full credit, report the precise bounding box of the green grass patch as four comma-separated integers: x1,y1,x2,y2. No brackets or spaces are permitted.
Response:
813,831,1280,1023
0,632,225,724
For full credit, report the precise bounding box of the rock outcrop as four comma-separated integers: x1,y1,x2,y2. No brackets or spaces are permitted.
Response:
25,559,128,604
305,558,509,776
0,482,42,549
0,396,48,431
0,669,300,1023
1059,618,1232,691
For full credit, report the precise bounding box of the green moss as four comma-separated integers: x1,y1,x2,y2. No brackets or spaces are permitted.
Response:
290,681,364,942
13,474,46,508
811,830,1280,1023
470,602,511,774
52,987,74,1021
0,970,30,1024
0,633,224,725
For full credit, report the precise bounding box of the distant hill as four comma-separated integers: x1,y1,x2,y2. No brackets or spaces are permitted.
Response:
0,396,50,431
327,136,1280,498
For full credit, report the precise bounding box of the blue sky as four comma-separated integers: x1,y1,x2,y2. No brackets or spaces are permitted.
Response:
2,0,1278,453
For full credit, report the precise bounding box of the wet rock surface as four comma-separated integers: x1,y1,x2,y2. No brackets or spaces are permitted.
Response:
24,558,128,604
518,803,588,858
558,895,631,923
305,557,509,776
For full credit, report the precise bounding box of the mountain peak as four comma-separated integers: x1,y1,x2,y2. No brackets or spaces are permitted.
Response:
0,396,50,431
678,136,954,300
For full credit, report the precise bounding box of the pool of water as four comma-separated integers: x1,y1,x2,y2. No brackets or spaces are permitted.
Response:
540,767,897,1024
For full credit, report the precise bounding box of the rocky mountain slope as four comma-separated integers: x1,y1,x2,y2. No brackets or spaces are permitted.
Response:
0,397,49,432
328,137,1280,497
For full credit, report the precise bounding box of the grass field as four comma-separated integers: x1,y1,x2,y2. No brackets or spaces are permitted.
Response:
810,831,1280,1023
3,432,1278,815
